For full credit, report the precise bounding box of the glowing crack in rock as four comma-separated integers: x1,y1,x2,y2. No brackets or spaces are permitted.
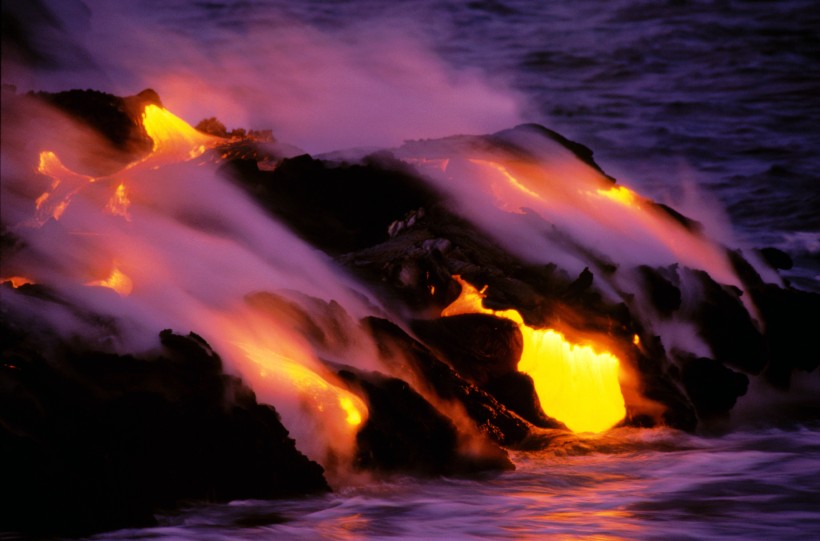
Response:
339,397,364,426
442,275,626,433
596,185,642,208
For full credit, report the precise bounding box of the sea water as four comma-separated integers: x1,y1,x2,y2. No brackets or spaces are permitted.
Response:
89,427,820,540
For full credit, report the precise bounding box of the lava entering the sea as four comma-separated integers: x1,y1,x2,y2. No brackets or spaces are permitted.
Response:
442,275,626,433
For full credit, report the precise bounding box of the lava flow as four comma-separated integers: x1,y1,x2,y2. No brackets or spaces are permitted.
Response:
140,104,219,162
86,265,134,297
442,275,626,433
7,98,374,473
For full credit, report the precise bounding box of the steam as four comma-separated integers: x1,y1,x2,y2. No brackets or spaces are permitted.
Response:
0,99,387,473
393,125,783,386
4,0,524,154
396,126,745,288
2,0,798,477
0,0,529,478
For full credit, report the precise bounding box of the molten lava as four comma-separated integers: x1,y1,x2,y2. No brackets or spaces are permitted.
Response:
105,182,132,220
1,276,35,288
455,157,742,288
140,104,220,161
237,341,367,429
86,265,133,296
442,276,626,433
596,185,641,208
31,103,221,226
34,151,94,223
339,397,364,426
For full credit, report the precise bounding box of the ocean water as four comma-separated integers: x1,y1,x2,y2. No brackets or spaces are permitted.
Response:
90,427,820,540
4,1,820,539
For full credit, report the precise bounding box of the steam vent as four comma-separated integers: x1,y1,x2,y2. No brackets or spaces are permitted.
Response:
2,88,818,536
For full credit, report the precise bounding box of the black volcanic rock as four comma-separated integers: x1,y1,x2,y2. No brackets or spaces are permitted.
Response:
492,123,616,182
0,326,329,537
484,372,563,429
639,265,682,316
751,284,820,388
222,152,441,255
680,356,749,420
363,317,539,445
28,88,157,173
245,290,361,355
411,314,523,385
625,335,698,432
410,314,564,429
726,249,820,387
336,366,513,475
758,247,793,271
687,268,767,375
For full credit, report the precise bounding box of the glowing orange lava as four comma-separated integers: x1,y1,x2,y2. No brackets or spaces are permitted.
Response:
442,276,626,433
596,185,642,208
1,276,35,288
86,266,133,296
237,342,367,428
141,104,220,161
34,151,95,223
106,182,132,220
461,158,742,288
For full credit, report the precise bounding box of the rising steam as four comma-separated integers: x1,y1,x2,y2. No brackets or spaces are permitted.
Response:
1,98,386,474
4,0,525,154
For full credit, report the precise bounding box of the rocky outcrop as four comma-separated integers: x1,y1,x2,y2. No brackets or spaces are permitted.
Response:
411,314,564,429
0,325,329,537
222,152,441,255
680,355,749,420
336,366,514,475
363,317,537,446
3,85,819,535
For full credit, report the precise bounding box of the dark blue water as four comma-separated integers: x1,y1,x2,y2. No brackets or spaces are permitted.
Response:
86,427,820,540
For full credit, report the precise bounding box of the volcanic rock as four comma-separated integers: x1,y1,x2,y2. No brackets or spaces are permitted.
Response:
638,265,682,316
686,268,767,374
750,283,820,388
492,123,615,182
725,249,820,387
484,372,563,429
221,152,441,255
411,314,523,385
0,325,329,537
336,366,514,475
363,317,537,445
410,314,564,429
27,88,158,173
680,355,749,420
625,334,698,432
758,247,793,271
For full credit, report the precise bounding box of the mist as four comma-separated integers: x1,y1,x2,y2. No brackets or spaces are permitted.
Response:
2,0,525,154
